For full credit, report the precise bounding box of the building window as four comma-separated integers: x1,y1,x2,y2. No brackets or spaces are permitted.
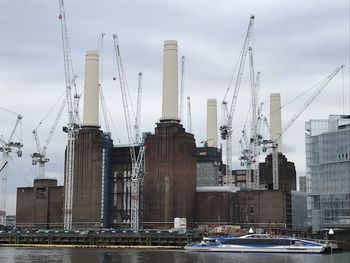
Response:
36,187,46,199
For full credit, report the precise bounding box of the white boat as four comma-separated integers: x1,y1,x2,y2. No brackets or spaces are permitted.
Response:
184,234,327,254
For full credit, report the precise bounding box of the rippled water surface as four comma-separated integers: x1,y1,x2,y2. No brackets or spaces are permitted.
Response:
0,248,349,263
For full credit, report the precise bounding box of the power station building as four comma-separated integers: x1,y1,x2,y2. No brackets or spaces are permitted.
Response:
16,42,303,232
143,121,196,228
70,127,112,229
143,40,197,228
68,50,113,229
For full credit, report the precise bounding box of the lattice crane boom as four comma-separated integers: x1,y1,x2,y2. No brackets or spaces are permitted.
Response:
31,97,66,179
134,72,142,144
278,65,344,142
98,33,111,134
226,15,255,129
113,34,136,164
263,65,344,190
59,0,80,230
0,112,23,226
113,34,145,230
220,15,255,185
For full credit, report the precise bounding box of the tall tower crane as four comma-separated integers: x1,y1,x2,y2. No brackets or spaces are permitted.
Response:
31,97,66,179
220,15,255,185
134,72,142,144
58,0,80,230
98,33,111,135
239,99,263,189
239,46,262,189
113,34,145,230
262,65,344,190
0,110,23,226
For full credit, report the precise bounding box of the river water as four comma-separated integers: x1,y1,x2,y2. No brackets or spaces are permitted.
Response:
0,248,349,263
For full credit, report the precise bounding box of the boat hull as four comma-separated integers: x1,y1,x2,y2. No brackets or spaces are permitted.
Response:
184,235,326,254
184,244,326,253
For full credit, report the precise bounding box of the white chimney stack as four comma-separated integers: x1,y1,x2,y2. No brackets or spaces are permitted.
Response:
83,50,99,127
270,93,282,152
206,99,218,147
162,40,178,121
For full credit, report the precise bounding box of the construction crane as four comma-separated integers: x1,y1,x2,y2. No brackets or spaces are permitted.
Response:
239,100,264,190
31,97,66,179
262,65,344,190
98,32,112,135
187,96,192,133
134,72,142,144
180,56,185,122
239,46,262,190
58,0,80,230
0,110,23,226
220,15,255,185
113,34,145,230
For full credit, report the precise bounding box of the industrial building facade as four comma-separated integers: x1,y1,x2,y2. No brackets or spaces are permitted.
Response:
305,115,350,231
108,146,141,228
69,127,113,229
226,155,296,191
259,153,296,191
195,189,293,229
16,179,63,229
143,121,196,228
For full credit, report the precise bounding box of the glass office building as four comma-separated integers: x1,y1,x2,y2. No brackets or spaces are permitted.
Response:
305,115,350,231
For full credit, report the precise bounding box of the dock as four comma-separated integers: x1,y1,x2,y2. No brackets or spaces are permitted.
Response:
0,231,197,248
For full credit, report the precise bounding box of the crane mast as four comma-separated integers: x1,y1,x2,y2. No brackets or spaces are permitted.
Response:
220,15,255,185
251,93,262,190
0,113,23,226
59,0,79,230
113,34,144,230
134,72,142,144
113,34,136,163
248,46,261,190
98,33,111,134
263,65,344,190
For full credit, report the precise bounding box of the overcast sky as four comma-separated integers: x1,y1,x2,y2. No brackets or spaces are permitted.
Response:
0,0,349,215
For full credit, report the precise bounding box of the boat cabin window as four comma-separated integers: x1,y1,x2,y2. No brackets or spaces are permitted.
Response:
291,240,304,246
246,234,270,239
203,238,216,243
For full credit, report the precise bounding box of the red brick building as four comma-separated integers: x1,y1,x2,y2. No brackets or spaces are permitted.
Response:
16,179,63,229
